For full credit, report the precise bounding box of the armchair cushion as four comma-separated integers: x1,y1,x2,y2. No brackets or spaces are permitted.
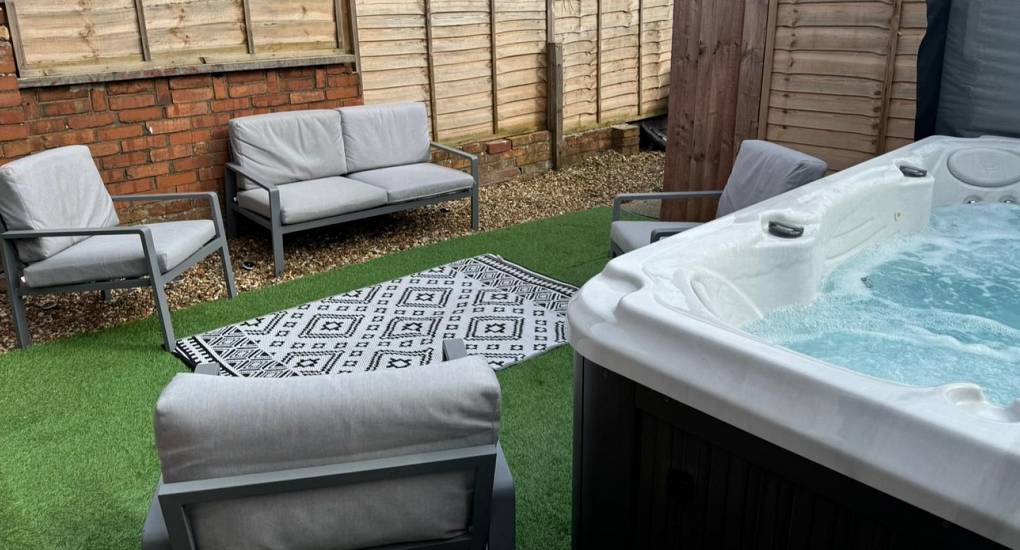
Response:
229,110,348,189
717,140,827,217
236,176,388,225
154,356,500,550
0,145,119,263
611,220,701,253
349,163,474,203
338,103,431,173
22,220,215,288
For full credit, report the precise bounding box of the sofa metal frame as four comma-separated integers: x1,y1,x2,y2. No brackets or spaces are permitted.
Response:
142,339,515,550
225,142,480,277
0,192,237,350
609,190,724,257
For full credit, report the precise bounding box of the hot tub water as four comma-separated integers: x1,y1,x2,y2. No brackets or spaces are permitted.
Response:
745,202,1020,406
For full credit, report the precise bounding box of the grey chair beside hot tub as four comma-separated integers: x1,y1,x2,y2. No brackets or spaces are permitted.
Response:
0,145,237,351
142,340,516,550
610,140,828,256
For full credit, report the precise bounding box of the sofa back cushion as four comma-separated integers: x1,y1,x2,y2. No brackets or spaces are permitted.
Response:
717,140,828,217
0,145,119,263
154,356,500,550
339,102,431,173
229,109,347,189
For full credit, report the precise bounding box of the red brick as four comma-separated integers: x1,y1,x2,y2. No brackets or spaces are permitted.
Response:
0,43,17,73
126,162,171,179
122,135,168,152
39,98,91,117
281,68,314,79
290,90,325,103
227,71,265,83
91,88,108,111
102,151,149,169
165,102,209,118
108,81,154,95
118,106,164,123
31,118,68,134
212,76,228,99
210,98,250,112
4,140,33,157
149,144,193,162
0,124,28,142
146,118,191,134
97,125,144,141
190,113,229,129
253,93,289,108
325,87,358,101
88,142,121,157
109,93,156,110
37,87,88,102
156,171,198,188
315,69,327,88
41,129,96,147
171,88,214,103
68,112,117,129
169,130,212,146
282,78,315,92
0,108,25,125
193,139,228,154
229,81,268,97
154,80,171,105
0,76,19,90
486,139,512,154
169,75,212,89
173,155,216,172
327,74,357,88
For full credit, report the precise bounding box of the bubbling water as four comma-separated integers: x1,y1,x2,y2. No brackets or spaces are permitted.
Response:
744,202,1020,406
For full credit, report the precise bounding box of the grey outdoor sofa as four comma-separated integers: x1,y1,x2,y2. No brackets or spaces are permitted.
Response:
0,145,237,350
142,339,515,550
226,102,480,277
610,140,828,256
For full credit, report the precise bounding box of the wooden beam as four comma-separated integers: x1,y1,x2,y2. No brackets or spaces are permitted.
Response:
348,0,363,95
241,0,256,55
334,0,347,51
546,0,556,41
547,41,564,169
595,0,602,124
755,0,779,138
637,0,643,116
489,0,499,134
876,0,905,154
4,1,27,75
424,0,439,139
132,0,152,61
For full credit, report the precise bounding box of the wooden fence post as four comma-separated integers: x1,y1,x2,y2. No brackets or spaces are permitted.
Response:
547,41,564,169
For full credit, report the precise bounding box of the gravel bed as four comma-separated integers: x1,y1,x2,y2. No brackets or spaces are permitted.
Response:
0,151,664,352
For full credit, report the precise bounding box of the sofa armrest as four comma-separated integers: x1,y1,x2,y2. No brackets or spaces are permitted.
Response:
224,163,279,192
612,190,724,221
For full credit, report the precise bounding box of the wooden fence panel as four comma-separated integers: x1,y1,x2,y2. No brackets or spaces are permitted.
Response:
142,0,248,61
639,0,671,115
356,0,430,110
14,0,144,70
494,0,547,133
249,0,339,52
555,0,600,131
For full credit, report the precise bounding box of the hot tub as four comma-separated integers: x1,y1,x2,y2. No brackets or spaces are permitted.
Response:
569,135,1020,549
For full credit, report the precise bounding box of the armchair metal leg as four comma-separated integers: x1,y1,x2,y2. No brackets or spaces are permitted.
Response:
220,243,238,299
271,231,285,278
2,240,31,348
470,188,480,231
151,281,175,351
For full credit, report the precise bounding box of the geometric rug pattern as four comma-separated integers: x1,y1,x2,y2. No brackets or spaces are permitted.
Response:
175,254,577,376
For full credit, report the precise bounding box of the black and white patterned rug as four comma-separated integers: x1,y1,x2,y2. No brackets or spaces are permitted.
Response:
175,254,577,376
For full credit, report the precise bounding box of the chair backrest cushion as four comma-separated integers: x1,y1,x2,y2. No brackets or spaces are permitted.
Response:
716,140,828,217
229,109,348,189
339,102,431,173
155,356,500,550
0,145,119,263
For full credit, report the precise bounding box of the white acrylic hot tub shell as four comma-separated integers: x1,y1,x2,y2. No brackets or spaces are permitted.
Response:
568,136,1020,547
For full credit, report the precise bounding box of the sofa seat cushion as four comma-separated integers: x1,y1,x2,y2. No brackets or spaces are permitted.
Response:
349,163,474,203
236,177,388,225
154,356,500,550
22,220,215,288
611,220,701,253
0,145,120,263
229,110,347,189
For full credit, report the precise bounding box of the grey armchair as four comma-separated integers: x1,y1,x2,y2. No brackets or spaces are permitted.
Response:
0,145,237,350
225,103,480,277
142,340,515,550
610,140,828,256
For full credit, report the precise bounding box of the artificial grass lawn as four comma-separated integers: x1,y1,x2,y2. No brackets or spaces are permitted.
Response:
0,207,615,550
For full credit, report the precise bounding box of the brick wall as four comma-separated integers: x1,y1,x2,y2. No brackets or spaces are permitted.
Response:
0,3,640,223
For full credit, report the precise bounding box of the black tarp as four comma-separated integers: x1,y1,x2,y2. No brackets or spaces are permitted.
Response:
915,0,1020,140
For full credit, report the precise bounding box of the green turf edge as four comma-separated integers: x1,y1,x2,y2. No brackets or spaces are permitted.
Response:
0,207,613,550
